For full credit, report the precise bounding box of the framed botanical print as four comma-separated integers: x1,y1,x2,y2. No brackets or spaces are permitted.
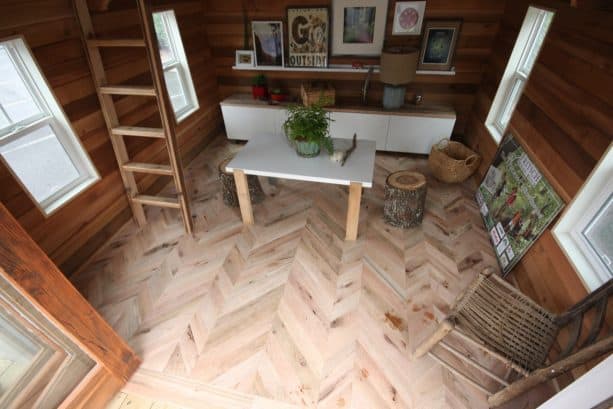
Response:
287,7,329,68
252,21,285,67
418,20,461,71
331,0,389,56
392,1,426,35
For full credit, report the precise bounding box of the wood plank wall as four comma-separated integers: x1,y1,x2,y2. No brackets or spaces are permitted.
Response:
203,0,507,135
464,0,612,313
0,0,222,276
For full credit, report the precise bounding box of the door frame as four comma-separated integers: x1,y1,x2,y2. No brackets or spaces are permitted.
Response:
0,203,140,408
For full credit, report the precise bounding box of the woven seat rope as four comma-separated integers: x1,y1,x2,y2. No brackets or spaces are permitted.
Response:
451,274,558,372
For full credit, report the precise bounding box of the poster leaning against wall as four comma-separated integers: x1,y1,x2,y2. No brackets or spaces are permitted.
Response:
476,134,565,276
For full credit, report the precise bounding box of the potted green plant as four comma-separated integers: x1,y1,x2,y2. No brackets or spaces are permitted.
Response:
251,74,267,100
270,88,288,102
283,104,333,158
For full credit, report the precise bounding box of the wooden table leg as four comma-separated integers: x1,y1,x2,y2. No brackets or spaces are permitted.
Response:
345,182,362,241
233,170,254,225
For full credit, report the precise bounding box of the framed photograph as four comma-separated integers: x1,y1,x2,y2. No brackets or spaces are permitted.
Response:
331,0,388,56
392,1,426,35
476,134,564,276
252,21,284,67
417,20,461,71
287,7,329,68
235,50,254,67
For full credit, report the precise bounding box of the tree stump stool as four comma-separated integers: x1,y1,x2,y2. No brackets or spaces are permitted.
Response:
383,171,427,228
219,157,264,207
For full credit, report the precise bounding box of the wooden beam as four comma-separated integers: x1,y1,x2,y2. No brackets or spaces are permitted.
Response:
234,170,254,225
345,182,362,241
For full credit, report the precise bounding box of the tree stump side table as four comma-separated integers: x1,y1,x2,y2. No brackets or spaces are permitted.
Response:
219,157,264,207
383,171,427,228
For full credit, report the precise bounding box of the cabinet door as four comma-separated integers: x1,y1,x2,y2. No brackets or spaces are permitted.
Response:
387,116,455,154
329,112,389,150
221,106,279,140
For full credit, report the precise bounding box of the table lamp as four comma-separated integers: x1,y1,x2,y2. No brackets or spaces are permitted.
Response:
380,47,418,109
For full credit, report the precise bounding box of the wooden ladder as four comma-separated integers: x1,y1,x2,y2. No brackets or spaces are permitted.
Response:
73,0,193,234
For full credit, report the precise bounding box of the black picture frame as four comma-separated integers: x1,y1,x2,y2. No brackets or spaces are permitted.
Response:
417,20,461,71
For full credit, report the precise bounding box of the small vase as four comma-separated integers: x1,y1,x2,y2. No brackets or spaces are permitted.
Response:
295,140,320,158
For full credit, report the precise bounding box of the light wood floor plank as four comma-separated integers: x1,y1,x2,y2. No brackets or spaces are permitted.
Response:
76,136,555,409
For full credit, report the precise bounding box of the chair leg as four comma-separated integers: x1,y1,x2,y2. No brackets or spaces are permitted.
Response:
412,318,454,359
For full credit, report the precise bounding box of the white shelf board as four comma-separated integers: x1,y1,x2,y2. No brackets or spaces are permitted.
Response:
232,64,456,76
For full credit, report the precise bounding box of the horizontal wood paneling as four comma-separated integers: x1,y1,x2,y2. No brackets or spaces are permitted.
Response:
464,0,613,315
0,0,222,276
203,0,507,135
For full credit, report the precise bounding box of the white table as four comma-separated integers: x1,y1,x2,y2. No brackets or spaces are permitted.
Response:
226,134,376,240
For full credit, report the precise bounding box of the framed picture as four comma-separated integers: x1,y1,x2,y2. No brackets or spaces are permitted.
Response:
417,20,461,71
331,0,388,56
392,1,426,35
476,134,564,276
235,50,254,67
252,21,284,67
287,7,329,68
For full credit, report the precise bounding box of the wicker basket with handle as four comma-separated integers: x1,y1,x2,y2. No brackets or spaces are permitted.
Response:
300,82,335,107
428,139,481,183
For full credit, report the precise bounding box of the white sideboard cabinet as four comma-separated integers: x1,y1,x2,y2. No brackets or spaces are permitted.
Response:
220,94,456,154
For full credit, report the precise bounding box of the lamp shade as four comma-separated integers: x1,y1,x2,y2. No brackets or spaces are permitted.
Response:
379,47,418,85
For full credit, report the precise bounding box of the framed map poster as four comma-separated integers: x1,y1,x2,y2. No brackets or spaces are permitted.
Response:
475,134,565,276
287,7,329,68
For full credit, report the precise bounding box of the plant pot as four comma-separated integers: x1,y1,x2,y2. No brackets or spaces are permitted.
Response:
270,93,287,102
252,85,267,100
294,140,320,158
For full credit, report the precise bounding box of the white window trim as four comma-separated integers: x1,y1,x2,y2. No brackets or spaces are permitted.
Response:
0,36,99,217
154,10,199,123
553,144,613,292
486,7,554,143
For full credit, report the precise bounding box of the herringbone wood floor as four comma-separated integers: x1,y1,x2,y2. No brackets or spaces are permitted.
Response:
74,135,553,409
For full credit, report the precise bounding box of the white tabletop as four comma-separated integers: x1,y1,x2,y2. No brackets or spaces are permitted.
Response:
226,134,376,188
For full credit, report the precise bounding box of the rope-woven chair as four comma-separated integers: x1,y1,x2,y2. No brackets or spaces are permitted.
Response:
413,269,613,407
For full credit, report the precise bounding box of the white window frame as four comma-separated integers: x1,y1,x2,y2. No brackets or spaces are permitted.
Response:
153,10,199,123
553,144,613,292
0,36,99,216
486,7,554,143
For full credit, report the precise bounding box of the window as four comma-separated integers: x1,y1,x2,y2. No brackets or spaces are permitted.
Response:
153,10,199,122
486,7,554,143
0,37,98,216
553,145,613,292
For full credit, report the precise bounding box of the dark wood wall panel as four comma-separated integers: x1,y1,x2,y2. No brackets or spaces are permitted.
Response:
464,0,613,314
0,0,222,275
203,0,506,135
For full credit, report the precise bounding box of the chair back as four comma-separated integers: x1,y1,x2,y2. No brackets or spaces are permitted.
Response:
554,279,613,360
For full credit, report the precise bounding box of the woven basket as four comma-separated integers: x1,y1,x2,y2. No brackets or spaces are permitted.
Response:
301,82,335,107
428,139,481,183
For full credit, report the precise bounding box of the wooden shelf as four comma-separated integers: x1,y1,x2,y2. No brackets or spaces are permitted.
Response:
232,64,456,76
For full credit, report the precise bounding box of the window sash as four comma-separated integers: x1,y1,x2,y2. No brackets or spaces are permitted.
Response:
0,44,49,136
153,10,198,122
0,36,99,216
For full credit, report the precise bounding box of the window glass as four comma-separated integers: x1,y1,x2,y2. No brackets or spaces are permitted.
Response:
497,79,524,132
152,13,176,66
0,125,80,203
0,47,43,125
163,67,188,113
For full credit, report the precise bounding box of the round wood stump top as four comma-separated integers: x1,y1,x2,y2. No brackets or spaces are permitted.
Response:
386,171,426,190
218,156,233,174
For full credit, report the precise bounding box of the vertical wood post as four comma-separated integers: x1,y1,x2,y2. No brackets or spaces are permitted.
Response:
234,170,254,225
345,182,362,241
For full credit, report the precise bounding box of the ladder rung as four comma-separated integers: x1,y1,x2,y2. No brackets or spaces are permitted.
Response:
111,126,165,138
100,85,156,96
88,38,146,47
123,162,173,175
132,195,181,209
